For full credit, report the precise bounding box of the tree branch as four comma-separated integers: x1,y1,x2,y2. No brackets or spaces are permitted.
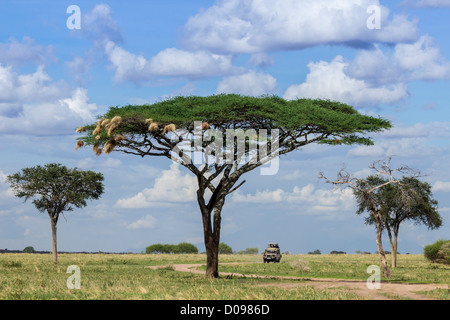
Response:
227,180,246,195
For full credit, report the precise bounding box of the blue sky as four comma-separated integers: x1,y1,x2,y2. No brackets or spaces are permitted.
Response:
0,0,449,254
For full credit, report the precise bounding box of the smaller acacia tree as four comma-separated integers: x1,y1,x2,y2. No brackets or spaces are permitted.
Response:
364,176,442,268
319,158,417,277
7,163,104,263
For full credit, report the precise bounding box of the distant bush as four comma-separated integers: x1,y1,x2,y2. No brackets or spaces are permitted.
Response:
146,243,166,254
330,250,346,254
438,242,450,264
238,247,259,255
308,249,321,255
424,240,450,264
176,242,199,254
219,242,233,254
146,242,198,254
22,246,35,253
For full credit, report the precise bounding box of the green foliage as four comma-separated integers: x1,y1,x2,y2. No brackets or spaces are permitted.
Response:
176,242,199,254
0,253,448,299
218,242,233,254
330,251,346,254
76,94,391,148
308,250,321,255
360,176,442,231
145,243,198,254
6,163,104,219
424,240,450,264
22,246,35,253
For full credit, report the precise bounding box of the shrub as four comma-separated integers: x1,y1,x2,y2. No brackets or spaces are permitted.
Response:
424,239,450,264
437,241,450,265
145,242,198,254
218,242,233,254
22,246,35,253
176,242,198,254
146,243,166,254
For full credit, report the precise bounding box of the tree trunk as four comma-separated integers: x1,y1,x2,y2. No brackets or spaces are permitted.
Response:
50,218,58,264
202,198,224,278
386,225,396,268
373,210,391,277
204,232,219,278
392,227,399,269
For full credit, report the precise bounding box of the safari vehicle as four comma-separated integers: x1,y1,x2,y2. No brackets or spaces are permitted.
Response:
263,243,282,263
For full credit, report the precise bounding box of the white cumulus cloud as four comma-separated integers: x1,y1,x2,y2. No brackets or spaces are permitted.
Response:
433,181,450,193
216,71,277,96
283,56,408,107
0,64,99,134
0,36,55,67
232,184,355,213
104,41,239,83
284,36,450,107
116,163,197,209
126,214,157,229
182,0,418,54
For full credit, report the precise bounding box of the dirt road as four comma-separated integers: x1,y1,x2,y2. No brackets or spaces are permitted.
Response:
146,262,448,300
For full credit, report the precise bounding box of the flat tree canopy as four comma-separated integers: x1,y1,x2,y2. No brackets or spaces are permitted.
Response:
76,94,391,150
76,94,391,277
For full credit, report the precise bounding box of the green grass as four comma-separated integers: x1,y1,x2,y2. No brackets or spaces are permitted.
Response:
419,288,450,300
0,253,448,300
215,254,450,284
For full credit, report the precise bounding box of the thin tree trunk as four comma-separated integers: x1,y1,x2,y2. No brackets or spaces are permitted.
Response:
373,210,391,277
392,227,399,269
386,224,396,268
50,218,58,264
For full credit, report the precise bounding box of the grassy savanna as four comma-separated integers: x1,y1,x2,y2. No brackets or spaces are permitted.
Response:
216,254,450,284
0,253,448,300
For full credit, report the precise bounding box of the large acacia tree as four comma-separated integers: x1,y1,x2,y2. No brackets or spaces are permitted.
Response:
7,163,104,263
75,94,391,278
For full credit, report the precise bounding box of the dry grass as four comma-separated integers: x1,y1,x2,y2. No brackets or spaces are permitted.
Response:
0,253,447,300
0,254,358,300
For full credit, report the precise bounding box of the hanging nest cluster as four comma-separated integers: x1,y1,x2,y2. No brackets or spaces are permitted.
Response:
75,117,191,155
75,116,126,155
145,119,176,135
